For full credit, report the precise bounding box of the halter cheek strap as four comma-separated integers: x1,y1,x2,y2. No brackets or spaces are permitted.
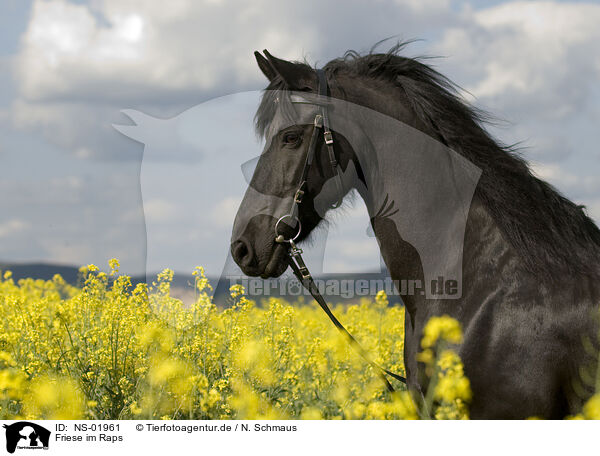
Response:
317,69,345,210
276,68,344,238
273,69,407,393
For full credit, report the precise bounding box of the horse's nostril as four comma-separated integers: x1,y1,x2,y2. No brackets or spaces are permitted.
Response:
231,239,255,268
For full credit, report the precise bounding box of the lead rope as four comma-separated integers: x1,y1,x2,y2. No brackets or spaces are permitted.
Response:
286,240,406,393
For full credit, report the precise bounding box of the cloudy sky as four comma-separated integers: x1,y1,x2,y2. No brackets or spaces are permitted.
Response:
0,0,599,277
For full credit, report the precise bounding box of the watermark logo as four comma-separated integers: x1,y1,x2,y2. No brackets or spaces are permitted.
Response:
229,276,459,299
3,422,51,453
113,87,482,326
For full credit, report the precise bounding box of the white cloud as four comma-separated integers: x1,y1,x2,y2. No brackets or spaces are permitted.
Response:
41,241,95,266
0,168,146,272
398,0,450,13
433,0,600,205
211,197,242,229
530,162,600,199
17,1,145,100
143,198,178,223
15,0,314,103
437,1,600,115
15,0,453,102
586,199,600,223
328,238,381,260
0,219,30,238
5,0,599,275
10,0,453,158
11,98,139,160
14,0,599,169
321,198,382,273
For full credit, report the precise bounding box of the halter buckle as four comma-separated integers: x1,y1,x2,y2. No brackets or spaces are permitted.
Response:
297,266,311,281
323,130,333,145
289,240,311,280
289,240,303,256
314,114,323,128
294,189,305,204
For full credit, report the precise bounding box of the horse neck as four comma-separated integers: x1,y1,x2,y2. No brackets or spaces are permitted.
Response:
334,74,441,142
338,78,503,312
337,75,600,320
362,182,516,317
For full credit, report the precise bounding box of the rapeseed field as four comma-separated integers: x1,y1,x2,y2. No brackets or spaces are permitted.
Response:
0,260,597,420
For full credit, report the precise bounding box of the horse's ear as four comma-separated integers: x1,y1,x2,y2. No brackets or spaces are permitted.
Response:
262,49,315,91
254,51,277,81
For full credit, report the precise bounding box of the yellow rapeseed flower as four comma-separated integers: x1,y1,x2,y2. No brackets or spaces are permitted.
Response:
421,315,463,349
3,258,596,421
583,394,600,420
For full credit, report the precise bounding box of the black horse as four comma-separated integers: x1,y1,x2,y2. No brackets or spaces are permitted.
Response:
230,44,600,419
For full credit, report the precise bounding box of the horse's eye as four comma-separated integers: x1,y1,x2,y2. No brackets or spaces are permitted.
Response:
283,132,301,145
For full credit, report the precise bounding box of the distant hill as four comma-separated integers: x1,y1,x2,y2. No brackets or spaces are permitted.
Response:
0,262,403,306
0,262,82,284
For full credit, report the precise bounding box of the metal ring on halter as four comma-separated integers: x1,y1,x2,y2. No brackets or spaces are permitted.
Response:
274,214,302,243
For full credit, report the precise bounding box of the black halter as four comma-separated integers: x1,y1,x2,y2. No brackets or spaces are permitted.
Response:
273,69,344,246
274,69,407,392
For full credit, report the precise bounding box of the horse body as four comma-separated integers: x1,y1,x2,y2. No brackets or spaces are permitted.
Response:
332,53,600,418
391,196,599,418
459,199,598,418
231,45,600,418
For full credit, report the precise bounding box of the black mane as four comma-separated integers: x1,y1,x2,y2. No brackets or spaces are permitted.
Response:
256,43,600,276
